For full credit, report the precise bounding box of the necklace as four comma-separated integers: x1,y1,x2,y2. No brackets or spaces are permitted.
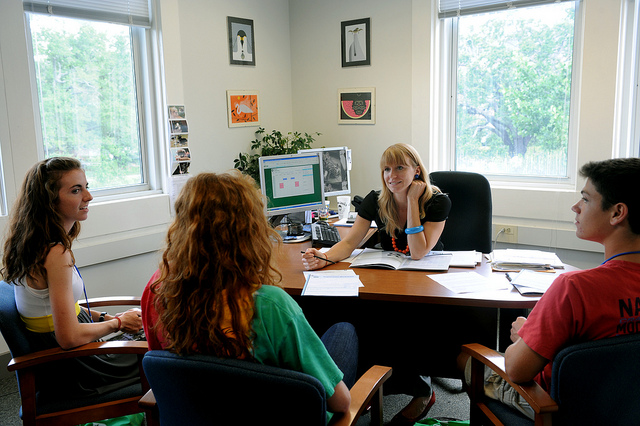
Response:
392,237,410,254
601,250,640,265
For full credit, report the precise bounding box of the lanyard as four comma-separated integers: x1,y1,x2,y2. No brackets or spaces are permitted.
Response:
75,265,93,323
601,251,640,265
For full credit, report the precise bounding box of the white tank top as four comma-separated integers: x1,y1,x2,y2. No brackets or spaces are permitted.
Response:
14,266,84,332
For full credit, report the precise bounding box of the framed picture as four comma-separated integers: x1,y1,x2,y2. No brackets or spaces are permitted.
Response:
227,16,255,66
338,87,375,124
227,90,260,127
341,18,370,67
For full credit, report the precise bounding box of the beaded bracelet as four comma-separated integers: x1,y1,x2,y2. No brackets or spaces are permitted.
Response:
405,225,424,235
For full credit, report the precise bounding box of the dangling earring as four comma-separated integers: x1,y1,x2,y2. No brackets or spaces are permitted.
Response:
414,174,420,179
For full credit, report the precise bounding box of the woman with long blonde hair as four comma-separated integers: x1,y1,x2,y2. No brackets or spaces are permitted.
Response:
142,171,358,418
302,143,451,424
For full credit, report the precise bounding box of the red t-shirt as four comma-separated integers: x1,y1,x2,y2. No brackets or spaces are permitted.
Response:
141,269,167,350
518,260,640,390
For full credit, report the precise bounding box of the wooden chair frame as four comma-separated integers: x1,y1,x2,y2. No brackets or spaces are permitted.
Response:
4,296,152,426
462,343,558,426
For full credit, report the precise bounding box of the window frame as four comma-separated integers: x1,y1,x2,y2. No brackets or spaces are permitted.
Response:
23,10,165,199
435,1,584,190
615,0,640,158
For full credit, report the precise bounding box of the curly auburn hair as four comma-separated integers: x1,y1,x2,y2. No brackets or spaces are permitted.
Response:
2,157,83,285
151,170,282,357
378,143,440,237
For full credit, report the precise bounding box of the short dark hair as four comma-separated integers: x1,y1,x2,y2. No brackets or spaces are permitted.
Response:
579,158,640,234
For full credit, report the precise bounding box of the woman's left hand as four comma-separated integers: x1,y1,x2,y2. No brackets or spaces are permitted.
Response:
407,180,427,201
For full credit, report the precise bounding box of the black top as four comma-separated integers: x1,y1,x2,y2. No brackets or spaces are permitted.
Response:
357,190,451,252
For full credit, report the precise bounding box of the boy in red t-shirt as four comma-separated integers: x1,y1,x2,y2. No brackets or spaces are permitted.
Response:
460,158,640,419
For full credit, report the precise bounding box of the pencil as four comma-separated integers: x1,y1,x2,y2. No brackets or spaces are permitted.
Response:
301,251,336,265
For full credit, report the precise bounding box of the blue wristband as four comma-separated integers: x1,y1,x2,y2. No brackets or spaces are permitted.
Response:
405,225,424,235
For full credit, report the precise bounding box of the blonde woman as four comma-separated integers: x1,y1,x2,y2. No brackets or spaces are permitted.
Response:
302,143,451,425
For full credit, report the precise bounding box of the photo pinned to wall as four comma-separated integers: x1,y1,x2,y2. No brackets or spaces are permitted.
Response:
167,105,191,209
170,134,188,147
227,90,260,127
170,119,188,134
338,88,375,124
228,16,255,66
341,18,370,67
169,105,185,119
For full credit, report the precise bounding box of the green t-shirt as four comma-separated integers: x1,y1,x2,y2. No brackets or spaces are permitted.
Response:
252,284,344,412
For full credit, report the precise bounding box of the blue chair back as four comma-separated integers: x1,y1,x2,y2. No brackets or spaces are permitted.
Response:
143,350,327,426
0,281,35,358
429,171,493,253
550,333,640,424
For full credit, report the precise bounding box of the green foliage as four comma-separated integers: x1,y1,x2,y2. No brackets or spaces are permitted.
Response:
455,3,574,176
234,127,321,184
30,15,142,189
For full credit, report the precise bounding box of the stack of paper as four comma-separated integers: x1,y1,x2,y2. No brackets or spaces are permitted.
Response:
491,249,563,271
302,270,363,296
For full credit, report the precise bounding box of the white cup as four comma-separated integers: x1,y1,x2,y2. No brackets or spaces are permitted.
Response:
337,196,351,220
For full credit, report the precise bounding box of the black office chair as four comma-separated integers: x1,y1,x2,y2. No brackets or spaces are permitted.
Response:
139,350,392,426
0,280,151,426
429,171,493,253
462,333,640,425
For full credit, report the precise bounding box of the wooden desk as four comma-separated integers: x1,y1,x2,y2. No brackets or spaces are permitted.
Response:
278,237,574,309
276,229,577,378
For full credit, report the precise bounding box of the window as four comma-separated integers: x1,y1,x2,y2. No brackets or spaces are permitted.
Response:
438,1,579,182
615,0,640,158
24,0,160,195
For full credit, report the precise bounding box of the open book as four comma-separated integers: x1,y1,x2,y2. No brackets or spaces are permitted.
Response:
350,249,452,271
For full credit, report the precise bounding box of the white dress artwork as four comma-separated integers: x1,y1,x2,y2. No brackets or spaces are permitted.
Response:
348,27,365,62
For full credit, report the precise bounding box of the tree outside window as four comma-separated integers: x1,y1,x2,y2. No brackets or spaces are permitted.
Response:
453,2,576,178
29,14,144,190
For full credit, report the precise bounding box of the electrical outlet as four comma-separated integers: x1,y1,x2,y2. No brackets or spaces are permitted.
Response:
494,224,518,243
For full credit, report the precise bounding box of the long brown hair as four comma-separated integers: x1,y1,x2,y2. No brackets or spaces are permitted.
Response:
2,157,83,285
151,171,282,357
378,144,440,237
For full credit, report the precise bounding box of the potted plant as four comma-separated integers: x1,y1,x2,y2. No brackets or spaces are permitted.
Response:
234,127,321,184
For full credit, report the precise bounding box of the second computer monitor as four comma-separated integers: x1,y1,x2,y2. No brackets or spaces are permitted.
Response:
258,152,325,218
299,146,351,196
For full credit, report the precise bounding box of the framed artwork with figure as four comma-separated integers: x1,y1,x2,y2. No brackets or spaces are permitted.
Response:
341,18,370,67
227,90,260,127
338,88,375,124
227,16,255,66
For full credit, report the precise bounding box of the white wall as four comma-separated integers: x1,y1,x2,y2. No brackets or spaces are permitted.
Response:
160,0,295,176
288,0,623,256
289,0,414,205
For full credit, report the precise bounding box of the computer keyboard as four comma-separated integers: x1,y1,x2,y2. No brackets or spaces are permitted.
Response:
107,329,146,342
311,222,342,247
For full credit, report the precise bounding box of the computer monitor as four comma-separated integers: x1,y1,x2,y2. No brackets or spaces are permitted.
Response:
258,152,325,224
298,146,351,196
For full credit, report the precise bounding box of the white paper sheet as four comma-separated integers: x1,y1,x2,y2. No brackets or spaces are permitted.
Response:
302,269,363,296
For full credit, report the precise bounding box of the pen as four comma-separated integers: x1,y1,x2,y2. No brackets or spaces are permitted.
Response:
505,273,512,282
301,251,336,265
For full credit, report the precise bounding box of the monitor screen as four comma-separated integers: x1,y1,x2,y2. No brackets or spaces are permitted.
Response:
259,152,325,217
298,146,351,196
